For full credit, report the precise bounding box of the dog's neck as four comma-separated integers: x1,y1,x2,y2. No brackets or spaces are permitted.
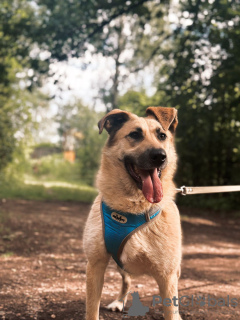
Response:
96,155,176,214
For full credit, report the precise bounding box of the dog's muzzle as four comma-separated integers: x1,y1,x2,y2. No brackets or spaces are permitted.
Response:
124,148,167,204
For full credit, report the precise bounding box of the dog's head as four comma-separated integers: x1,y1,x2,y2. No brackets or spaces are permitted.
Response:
98,107,178,204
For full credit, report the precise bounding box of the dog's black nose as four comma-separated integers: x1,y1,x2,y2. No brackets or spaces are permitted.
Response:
149,148,166,165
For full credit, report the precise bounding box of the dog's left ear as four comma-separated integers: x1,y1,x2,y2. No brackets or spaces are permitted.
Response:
146,106,178,133
98,109,130,134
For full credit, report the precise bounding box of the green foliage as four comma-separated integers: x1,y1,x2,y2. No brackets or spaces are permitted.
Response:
0,179,97,203
57,102,107,185
1,0,240,211
0,112,15,171
36,0,157,59
155,0,240,210
118,89,167,115
31,154,80,182
0,143,32,185
0,152,98,203
35,0,169,110
0,0,49,89
1,252,14,258
34,142,60,149
0,0,51,172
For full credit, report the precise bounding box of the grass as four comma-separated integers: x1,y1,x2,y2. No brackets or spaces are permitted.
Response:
1,251,14,258
0,178,98,203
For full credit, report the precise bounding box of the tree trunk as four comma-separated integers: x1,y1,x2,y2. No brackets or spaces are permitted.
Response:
110,18,126,110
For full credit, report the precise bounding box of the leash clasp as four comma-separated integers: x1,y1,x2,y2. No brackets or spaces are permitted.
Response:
176,186,188,196
175,186,187,195
180,186,187,195
179,186,194,195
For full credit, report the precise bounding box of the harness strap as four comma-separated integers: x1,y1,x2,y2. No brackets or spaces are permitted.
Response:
101,201,161,269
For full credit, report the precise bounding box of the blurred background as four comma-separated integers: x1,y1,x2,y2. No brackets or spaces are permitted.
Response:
1,0,240,211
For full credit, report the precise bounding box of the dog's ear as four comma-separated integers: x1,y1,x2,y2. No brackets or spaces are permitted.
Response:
98,109,130,134
146,106,178,133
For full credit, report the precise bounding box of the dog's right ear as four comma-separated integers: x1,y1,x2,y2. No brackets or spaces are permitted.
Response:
98,109,130,134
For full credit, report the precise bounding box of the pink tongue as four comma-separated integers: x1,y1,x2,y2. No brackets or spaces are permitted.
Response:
138,168,163,203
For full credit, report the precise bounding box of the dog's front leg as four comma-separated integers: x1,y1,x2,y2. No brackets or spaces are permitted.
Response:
86,259,109,320
156,273,182,320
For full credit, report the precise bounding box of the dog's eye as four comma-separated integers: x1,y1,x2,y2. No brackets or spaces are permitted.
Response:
128,131,142,140
158,132,167,141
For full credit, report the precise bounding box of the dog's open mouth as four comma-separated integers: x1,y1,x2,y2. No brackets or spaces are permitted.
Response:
125,160,163,204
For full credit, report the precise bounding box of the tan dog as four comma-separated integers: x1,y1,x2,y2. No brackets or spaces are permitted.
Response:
83,107,182,320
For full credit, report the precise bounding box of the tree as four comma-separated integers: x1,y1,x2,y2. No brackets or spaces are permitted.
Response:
36,0,156,59
0,0,51,171
0,0,167,171
156,0,240,208
118,89,167,115
36,0,169,110
57,101,107,184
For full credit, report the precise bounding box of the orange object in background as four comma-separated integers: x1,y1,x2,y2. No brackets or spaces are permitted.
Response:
64,151,75,163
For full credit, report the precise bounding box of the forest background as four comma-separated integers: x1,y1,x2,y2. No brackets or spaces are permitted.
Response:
1,0,240,211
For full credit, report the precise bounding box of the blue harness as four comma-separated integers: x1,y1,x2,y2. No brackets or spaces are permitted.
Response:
101,201,161,269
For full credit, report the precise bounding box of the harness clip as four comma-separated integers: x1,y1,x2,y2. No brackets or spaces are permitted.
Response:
180,186,187,196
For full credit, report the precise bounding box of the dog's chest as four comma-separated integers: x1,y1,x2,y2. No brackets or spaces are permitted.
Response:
101,201,161,270
120,214,182,275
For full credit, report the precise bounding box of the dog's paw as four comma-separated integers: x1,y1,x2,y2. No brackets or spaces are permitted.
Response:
106,300,124,312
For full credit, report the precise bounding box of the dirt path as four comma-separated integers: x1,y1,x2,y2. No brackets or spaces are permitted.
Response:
0,200,239,320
